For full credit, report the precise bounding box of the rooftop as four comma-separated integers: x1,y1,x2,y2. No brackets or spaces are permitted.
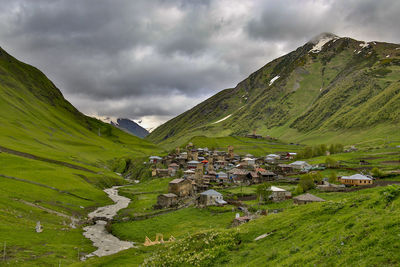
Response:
341,174,372,180
293,193,325,202
200,189,222,196
270,186,287,192
169,178,186,184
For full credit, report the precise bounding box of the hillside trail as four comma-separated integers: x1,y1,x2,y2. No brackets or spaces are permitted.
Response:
82,186,135,260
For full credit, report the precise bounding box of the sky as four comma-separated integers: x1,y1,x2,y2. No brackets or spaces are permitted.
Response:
0,0,399,130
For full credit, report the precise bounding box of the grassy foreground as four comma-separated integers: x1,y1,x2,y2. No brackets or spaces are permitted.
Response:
76,185,400,266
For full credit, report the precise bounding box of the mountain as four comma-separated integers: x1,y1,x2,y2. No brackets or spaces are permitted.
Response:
0,46,159,159
110,118,149,138
147,33,400,148
0,46,161,265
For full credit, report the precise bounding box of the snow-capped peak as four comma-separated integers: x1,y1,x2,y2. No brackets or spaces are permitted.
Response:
309,32,339,53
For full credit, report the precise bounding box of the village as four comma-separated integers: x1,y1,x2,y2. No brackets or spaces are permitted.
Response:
146,142,376,227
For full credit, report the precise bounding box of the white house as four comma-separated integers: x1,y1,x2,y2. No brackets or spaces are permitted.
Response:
198,189,227,206
187,160,200,169
149,156,162,164
269,186,292,202
289,161,312,171
216,171,228,182
242,157,256,166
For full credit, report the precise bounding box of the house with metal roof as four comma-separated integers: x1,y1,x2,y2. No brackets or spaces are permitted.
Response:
339,174,373,186
198,189,227,206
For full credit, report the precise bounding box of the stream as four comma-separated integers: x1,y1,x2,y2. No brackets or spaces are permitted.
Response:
82,186,134,260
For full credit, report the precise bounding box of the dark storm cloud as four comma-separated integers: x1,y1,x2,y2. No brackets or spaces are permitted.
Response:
247,0,400,45
0,0,398,128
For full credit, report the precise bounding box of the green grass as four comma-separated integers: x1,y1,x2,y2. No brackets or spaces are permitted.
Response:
0,47,162,266
147,38,400,149
87,186,400,266
111,207,240,244
181,136,303,157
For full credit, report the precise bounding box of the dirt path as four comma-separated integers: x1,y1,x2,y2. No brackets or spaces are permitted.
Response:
82,186,134,260
0,173,91,201
18,199,79,227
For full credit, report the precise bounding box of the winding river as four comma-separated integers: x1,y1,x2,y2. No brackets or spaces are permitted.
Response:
82,186,134,260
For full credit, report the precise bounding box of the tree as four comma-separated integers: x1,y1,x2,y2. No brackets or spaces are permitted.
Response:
325,157,339,168
304,146,313,158
176,169,183,178
294,185,304,195
320,144,328,155
299,174,315,192
328,171,338,183
371,167,383,178
256,183,272,204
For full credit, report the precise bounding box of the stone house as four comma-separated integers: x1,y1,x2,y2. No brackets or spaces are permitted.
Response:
149,156,162,164
228,168,249,183
275,164,295,174
269,186,291,202
232,216,251,227
216,171,228,183
156,193,178,209
215,160,228,169
187,160,200,169
168,163,179,171
168,178,193,197
242,157,256,166
198,189,227,206
152,168,170,177
289,161,312,172
293,193,325,205
258,170,277,182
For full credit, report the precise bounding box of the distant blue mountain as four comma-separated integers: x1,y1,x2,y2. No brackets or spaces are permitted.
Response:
111,118,149,138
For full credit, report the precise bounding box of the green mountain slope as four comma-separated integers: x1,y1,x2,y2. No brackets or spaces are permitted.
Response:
0,46,161,265
147,33,400,148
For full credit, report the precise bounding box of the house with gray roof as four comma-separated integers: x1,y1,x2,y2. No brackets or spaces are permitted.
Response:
198,189,227,206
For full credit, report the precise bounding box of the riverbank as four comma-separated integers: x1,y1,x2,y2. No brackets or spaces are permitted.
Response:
82,186,135,260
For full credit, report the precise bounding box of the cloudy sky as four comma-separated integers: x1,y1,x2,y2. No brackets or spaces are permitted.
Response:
0,0,399,129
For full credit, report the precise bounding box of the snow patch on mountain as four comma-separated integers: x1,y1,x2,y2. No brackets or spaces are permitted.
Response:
269,76,280,86
213,114,232,124
359,42,369,49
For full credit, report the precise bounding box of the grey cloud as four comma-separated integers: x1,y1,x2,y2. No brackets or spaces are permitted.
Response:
0,0,398,129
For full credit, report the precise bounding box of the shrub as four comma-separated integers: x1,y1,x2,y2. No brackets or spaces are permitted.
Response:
380,185,400,205
328,172,338,183
371,167,384,178
299,174,315,192
325,157,339,168
143,229,241,266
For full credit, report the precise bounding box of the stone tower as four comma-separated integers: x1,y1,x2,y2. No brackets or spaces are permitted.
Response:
228,146,234,159
207,156,214,172
195,163,204,185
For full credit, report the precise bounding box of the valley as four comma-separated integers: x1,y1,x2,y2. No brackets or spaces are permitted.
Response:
1,33,400,267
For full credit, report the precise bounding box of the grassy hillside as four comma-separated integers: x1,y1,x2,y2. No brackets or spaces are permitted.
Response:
72,183,400,267
0,47,161,266
147,34,400,148
180,136,303,157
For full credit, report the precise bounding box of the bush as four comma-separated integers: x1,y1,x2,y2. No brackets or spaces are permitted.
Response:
143,230,241,266
294,185,304,195
371,167,384,178
299,174,315,192
328,172,338,183
325,157,339,168
380,185,400,205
